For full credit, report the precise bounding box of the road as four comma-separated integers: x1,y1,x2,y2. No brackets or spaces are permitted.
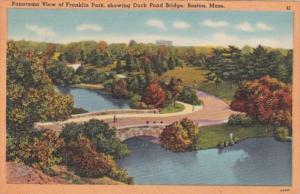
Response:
35,90,236,132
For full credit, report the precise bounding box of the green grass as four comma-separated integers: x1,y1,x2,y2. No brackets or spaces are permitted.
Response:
159,102,185,114
161,66,208,87
71,83,104,90
198,124,272,149
197,81,238,104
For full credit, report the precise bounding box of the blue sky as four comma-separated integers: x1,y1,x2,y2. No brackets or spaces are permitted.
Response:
8,9,293,48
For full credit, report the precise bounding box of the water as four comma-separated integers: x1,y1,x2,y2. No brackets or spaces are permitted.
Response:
118,137,291,185
56,86,130,112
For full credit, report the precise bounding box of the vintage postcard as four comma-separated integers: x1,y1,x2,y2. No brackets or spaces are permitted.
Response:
0,0,299,194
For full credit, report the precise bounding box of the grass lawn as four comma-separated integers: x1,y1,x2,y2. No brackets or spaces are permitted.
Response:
197,81,238,104
71,83,104,90
161,66,208,87
198,124,272,149
159,102,185,114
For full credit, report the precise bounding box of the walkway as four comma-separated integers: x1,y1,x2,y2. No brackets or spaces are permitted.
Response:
35,90,236,132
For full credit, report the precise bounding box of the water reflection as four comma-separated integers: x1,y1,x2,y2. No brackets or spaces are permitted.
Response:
118,137,291,185
56,86,130,112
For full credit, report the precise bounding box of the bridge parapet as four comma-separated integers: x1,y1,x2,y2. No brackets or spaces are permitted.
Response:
70,108,159,119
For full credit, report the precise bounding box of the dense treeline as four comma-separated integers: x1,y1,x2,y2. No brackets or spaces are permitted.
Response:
11,40,292,89
6,41,131,184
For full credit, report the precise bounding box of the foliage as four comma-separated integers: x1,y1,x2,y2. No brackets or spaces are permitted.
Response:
60,119,129,159
227,114,254,127
142,82,166,108
7,130,64,171
62,135,133,183
230,76,292,128
159,102,185,114
204,45,292,89
160,118,200,152
46,60,76,85
71,107,88,114
165,77,183,105
178,87,202,105
7,41,74,135
275,127,290,142
63,135,114,178
111,78,129,98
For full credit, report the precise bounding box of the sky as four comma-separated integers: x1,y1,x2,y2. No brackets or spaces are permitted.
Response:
8,9,293,48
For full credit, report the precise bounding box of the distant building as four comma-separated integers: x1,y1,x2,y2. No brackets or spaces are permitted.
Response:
67,63,81,71
155,40,173,46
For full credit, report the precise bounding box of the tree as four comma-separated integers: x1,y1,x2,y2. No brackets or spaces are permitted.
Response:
178,87,202,105
46,60,75,85
60,119,129,159
112,78,129,98
7,129,64,171
230,76,292,129
166,77,183,106
7,42,73,135
142,82,166,108
160,118,200,152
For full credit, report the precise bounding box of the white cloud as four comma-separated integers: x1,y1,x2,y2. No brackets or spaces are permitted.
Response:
76,24,103,32
256,22,273,31
202,19,228,28
235,22,255,32
172,21,190,29
25,25,55,37
145,19,167,30
10,32,292,49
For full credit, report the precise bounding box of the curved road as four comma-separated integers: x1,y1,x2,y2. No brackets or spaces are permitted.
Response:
35,90,236,132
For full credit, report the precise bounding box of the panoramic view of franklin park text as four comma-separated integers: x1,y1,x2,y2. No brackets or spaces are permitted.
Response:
6,10,292,185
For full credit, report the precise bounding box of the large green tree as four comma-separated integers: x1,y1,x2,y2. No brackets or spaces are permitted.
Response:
7,41,73,135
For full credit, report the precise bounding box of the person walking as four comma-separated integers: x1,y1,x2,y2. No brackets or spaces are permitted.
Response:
113,115,117,123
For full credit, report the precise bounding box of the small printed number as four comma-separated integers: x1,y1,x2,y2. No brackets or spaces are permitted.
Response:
286,6,291,10
280,188,290,192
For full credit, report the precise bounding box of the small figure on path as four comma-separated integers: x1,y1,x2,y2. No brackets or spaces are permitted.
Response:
113,115,117,123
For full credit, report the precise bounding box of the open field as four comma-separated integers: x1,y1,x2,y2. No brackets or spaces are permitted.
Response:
198,124,272,149
198,82,238,104
161,66,207,87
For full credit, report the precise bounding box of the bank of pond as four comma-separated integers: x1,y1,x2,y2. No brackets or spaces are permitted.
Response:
55,86,291,185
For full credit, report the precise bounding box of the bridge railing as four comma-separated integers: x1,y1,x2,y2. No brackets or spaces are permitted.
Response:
70,108,159,118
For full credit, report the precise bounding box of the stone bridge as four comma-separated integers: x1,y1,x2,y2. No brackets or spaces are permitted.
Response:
35,90,237,141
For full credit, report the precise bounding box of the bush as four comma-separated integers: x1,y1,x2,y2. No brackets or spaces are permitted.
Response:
7,130,64,171
130,95,149,109
60,119,129,159
63,136,113,178
160,118,200,152
71,107,88,114
275,127,290,142
228,114,254,127
63,136,133,182
178,87,202,105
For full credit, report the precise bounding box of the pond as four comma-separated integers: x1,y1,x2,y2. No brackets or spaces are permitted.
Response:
56,86,130,112
118,137,291,185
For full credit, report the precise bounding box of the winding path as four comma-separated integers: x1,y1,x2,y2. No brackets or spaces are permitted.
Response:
35,90,236,132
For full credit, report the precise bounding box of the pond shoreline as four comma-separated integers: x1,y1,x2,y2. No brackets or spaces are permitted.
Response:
118,136,291,185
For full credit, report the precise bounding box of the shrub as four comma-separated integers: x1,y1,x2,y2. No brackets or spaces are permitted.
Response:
228,114,254,127
160,118,200,152
130,95,149,109
275,127,290,142
71,107,88,114
7,130,64,171
178,87,202,105
63,136,133,183
60,119,129,159
63,136,113,178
